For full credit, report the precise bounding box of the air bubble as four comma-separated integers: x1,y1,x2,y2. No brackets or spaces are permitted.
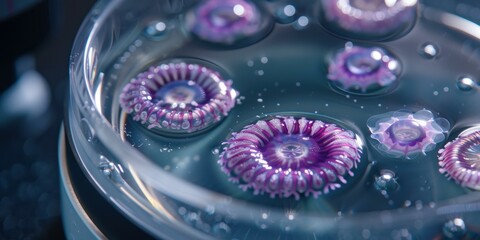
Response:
283,5,296,17
443,218,467,239
213,222,231,237
456,76,476,92
374,169,399,194
294,16,309,29
274,4,297,24
418,43,439,59
98,156,124,184
212,148,220,155
144,21,168,39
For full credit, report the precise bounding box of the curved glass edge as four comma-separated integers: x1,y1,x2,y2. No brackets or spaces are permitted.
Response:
67,0,480,238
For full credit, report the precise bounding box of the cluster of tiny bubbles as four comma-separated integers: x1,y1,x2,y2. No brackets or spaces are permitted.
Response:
374,169,399,196
456,76,477,92
177,206,232,237
443,218,467,239
97,155,124,184
391,228,413,240
255,211,271,230
418,42,439,59
143,21,168,40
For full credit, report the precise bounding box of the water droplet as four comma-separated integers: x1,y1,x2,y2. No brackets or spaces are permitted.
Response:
294,16,309,29
213,222,231,238
404,200,412,207
295,82,301,87
415,200,423,210
260,57,269,64
419,43,439,59
456,76,476,91
98,156,125,184
257,98,263,103
205,205,215,215
374,169,399,193
255,70,264,76
443,87,449,92
178,207,187,215
80,118,96,142
212,148,220,155
144,21,168,39
134,39,143,47
443,218,467,239
362,229,371,239
283,5,296,17
247,60,254,67
98,158,114,176
433,91,439,96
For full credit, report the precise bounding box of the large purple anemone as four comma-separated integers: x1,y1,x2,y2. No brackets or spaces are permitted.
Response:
120,62,237,135
219,116,363,199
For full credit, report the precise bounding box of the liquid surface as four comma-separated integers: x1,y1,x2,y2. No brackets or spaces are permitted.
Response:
95,4,480,219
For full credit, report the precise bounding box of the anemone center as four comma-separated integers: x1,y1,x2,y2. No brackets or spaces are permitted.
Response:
387,120,426,145
265,135,320,168
155,80,206,106
349,0,390,11
209,5,245,28
345,51,382,75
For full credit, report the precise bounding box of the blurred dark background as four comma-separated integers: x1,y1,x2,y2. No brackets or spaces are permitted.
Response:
0,0,95,239
1,0,480,239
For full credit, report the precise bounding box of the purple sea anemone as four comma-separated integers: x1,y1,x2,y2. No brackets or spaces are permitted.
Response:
320,0,417,37
438,130,480,190
328,45,401,94
185,0,264,44
120,62,237,135
367,109,450,158
219,116,363,199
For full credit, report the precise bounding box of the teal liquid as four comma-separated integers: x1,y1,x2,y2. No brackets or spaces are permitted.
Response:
95,6,480,237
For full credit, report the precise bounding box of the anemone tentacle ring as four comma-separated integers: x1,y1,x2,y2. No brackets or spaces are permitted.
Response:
219,116,363,199
439,130,480,190
186,0,264,44
327,45,401,94
367,109,449,158
321,0,417,36
120,62,237,135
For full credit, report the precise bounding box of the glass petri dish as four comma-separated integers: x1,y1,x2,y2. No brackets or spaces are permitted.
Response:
64,0,480,239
